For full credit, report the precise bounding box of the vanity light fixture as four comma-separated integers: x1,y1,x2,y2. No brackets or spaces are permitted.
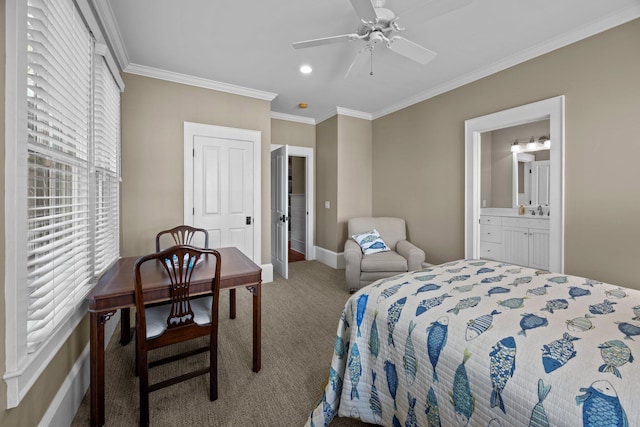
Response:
539,136,551,149
510,136,551,152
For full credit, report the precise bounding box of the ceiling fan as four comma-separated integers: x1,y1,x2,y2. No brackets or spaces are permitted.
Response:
293,0,445,77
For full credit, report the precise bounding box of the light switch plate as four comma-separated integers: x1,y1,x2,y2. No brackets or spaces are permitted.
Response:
325,201,330,209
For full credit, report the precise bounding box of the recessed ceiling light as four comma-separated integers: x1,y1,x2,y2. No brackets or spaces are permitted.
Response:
299,65,312,74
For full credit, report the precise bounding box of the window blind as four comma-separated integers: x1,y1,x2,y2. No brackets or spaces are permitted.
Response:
93,57,120,275
26,0,94,353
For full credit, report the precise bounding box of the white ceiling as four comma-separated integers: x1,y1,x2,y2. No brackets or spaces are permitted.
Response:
104,0,640,123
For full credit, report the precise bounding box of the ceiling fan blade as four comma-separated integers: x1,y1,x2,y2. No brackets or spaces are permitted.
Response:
293,34,360,49
387,36,437,64
349,0,377,23
344,46,372,79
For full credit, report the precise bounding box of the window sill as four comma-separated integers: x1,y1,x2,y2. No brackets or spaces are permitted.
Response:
3,300,88,408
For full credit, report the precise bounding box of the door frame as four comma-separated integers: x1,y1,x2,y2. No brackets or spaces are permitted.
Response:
184,121,262,264
271,144,315,260
465,96,564,273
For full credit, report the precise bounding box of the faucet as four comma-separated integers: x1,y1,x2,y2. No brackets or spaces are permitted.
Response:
537,205,543,215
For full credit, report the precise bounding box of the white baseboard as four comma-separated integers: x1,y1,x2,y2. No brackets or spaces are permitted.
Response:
290,239,305,254
39,311,120,427
314,246,345,269
261,263,273,283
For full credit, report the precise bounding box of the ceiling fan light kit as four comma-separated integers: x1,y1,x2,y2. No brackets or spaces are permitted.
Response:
292,0,438,77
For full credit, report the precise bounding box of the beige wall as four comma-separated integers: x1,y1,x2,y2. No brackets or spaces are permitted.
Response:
337,115,373,245
120,73,272,263
372,18,640,288
271,118,315,149
315,115,373,252
315,116,339,251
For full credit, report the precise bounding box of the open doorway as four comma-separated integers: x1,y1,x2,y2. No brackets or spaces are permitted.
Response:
270,144,315,279
288,156,306,262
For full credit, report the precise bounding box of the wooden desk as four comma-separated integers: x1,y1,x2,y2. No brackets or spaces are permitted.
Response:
86,247,262,427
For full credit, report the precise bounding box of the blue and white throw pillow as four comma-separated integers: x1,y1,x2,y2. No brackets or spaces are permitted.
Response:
352,229,390,255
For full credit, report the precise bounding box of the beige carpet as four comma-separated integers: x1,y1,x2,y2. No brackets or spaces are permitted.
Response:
71,261,376,426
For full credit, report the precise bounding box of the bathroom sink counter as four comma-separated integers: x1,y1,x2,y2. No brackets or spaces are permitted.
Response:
480,207,550,218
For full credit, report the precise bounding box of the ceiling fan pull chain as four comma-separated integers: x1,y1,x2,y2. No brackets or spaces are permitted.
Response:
370,48,374,76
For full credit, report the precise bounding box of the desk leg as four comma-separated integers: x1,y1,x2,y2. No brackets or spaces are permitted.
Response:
229,289,236,319
90,310,114,427
119,308,132,345
248,283,262,372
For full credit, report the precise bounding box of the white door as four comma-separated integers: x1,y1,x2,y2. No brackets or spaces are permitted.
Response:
531,160,550,206
271,145,288,279
184,122,261,263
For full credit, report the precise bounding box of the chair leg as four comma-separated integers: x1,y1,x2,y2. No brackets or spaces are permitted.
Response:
138,348,150,427
210,332,218,401
134,331,139,377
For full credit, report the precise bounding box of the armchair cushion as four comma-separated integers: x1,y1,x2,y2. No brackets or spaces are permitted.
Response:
351,229,390,255
361,251,408,272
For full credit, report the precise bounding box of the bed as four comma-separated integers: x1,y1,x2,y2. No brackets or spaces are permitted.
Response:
306,259,640,426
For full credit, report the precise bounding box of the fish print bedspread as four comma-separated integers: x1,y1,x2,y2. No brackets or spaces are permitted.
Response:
305,259,640,427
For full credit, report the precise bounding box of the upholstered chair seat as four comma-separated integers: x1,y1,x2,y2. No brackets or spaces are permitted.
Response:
144,296,213,339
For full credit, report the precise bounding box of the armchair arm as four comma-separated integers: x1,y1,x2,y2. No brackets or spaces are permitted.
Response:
344,239,363,290
396,240,426,271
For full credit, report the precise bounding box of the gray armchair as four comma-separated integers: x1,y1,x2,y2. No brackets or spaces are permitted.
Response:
344,217,425,292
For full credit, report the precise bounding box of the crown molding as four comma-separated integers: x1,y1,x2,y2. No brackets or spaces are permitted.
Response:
92,0,130,71
315,106,374,124
314,109,335,124
124,63,278,101
336,107,373,121
372,5,640,120
271,112,316,125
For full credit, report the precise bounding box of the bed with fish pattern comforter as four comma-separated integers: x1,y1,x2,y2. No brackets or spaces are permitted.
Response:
306,259,640,427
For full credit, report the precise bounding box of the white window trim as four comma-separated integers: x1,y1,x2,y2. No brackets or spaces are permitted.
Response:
3,0,123,407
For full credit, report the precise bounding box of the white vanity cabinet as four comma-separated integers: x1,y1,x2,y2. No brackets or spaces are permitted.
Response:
501,217,549,270
480,214,549,270
479,216,502,261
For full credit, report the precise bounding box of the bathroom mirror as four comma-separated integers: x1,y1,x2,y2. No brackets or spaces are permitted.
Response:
480,120,550,209
512,150,550,207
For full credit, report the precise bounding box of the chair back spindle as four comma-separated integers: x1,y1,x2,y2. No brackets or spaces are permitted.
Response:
155,225,209,252
160,252,199,327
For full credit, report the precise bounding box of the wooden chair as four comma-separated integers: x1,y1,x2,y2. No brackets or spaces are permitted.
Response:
155,224,209,252
155,224,239,324
134,245,221,427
